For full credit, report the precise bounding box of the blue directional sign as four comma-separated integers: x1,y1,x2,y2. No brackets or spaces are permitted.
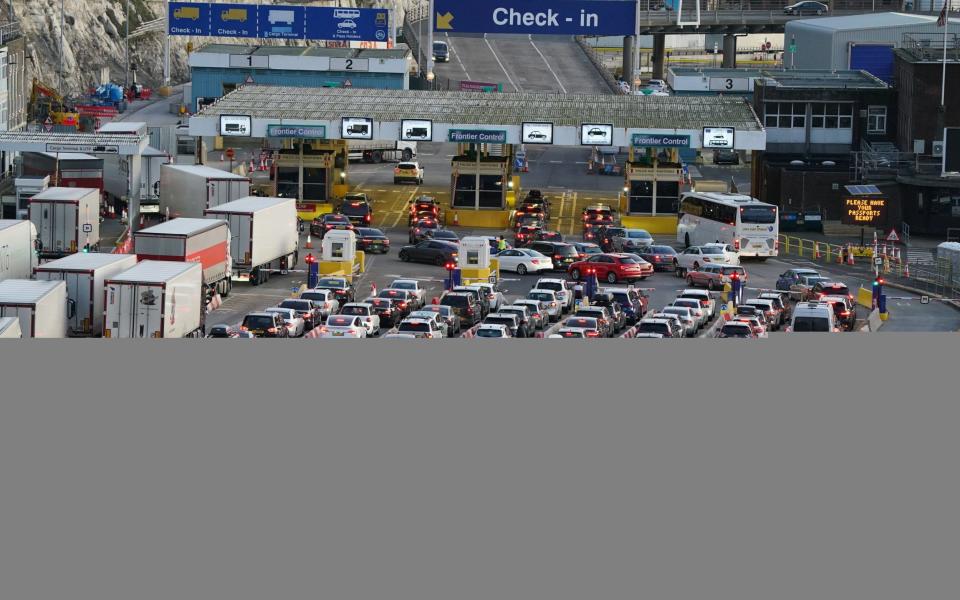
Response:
211,3,256,38
433,0,637,36
305,7,391,42
169,2,211,36
257,4,305,39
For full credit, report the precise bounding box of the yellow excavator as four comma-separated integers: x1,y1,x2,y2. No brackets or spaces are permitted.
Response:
28,78,80,129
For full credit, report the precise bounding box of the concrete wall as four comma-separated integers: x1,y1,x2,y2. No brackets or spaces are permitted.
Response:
895,55,960,153
191,69,406,107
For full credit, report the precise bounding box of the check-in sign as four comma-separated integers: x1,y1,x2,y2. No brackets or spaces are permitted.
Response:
267,124,326,138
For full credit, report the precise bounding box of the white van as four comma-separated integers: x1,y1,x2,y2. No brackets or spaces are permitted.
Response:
787,302,837,333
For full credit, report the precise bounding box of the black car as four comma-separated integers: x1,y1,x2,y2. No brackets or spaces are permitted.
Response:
439,292,481,327
535,230,563,243
366,297,400,327
354,227,390,254
376,290,413,321
337,195,373,226
513,213,545,232
713,149,740,165
313,277,356,304
311,213,354,238
408,196,441,225
423,229,460,243
598,226,626,253
277,298,322,330
812,281,852,300
823,295,858,331
240,312,289,338
207,324,239,338
417,304,462,336
398,240,459,266
589,292,627,331
635,244,679,271
409,217,440,244
784,1,828,15
527,241,580,270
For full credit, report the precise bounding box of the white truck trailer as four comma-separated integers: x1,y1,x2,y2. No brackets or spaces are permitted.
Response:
348,140,417,163
0,219,39,283
103,261,205,338
0,315,23,338
203,197,298,286
0,279,70,338
28,187,101,258
159,164,250,219
34,253,139,336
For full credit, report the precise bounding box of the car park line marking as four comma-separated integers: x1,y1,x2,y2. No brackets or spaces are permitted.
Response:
529,35,568,94
484,36,519,91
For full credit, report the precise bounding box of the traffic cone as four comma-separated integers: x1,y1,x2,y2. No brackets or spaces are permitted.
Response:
139,214,145,229
304,234,313,249
903,262,910,278
847,244,855,266
452,212,459,227
121,209,127,223
814,242,821,260
249,159,255,172
259,157,267,171
220,152,224,161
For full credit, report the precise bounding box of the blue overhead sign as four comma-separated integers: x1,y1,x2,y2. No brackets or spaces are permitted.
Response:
433,0,637,36
168,2,390,42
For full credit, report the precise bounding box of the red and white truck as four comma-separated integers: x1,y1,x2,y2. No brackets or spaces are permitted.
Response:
29,187,101,258
134,218,233,297
34,252,139,336
204,197,298,286
103,261,205,338
159,164,250,219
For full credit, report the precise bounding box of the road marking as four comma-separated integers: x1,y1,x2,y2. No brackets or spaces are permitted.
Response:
484,36,519,91
529,35,568,94
445,33,472,81
392,188,419,229
549,160,563,164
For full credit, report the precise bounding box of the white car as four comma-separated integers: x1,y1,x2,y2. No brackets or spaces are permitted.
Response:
513,299,548,330
533,278,574,312
388,279,426,306
495,248,553,275
382,333,417,339
338,19,357,29
649,312,689,338
550,328,587,338
670,298,707,328
318,314,367,338
660,306,699,336
464,283,505,313
299,289,339,318
339,302,381,336
526,289,561,322
475,324,511,338
674,245,736,274
677,289,717,320
394,162,424,185
396,317,445,339
407,311,450,338
702,243,740,265
264,307,305,337
646,78,667,91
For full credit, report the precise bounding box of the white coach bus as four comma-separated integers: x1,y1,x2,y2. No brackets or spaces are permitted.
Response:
677,192,779,258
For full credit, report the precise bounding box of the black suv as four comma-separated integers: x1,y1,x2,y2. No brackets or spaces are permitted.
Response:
527,241,579,270
312,213,354,238
590,292,627,331
240,312,289,337
439,292,482,327
338,194,373,226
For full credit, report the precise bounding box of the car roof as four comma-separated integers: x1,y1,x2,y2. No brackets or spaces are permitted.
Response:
640,318,670,324
680,289,710,295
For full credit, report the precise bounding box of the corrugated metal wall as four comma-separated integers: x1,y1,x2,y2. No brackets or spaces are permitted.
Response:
832,23,946,73
784,21,834,70
190,69,406,107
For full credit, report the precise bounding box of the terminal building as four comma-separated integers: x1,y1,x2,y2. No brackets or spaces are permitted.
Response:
188,44,413,112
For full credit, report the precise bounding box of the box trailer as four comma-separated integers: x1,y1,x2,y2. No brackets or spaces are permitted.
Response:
34,253,139,336
135,218,233,296
0,219,39,283
0,315,23,338
103,260,205,338
348,140,416,163
204,197,298,286
159,164,251,219
29,187,101,258
0,279,70,338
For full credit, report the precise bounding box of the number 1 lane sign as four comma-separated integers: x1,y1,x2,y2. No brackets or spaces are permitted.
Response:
434,0,637,36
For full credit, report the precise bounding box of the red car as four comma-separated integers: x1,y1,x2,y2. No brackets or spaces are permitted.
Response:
567,253,653,284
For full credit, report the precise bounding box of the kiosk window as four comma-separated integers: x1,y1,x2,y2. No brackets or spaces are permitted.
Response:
629,180,654,214
276,166,299,197
467,251,480,265
331,243,344,259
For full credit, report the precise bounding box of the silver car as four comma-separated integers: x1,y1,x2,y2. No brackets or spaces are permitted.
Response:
512,300,548,330
527,289,561,322
660,306,698,336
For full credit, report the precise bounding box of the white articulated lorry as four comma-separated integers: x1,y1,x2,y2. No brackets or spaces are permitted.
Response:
34,253,139,336
0,279,70,338
28,187,101,258
0,315,23,338
0,220,39,283
103,261,205,338
203,197,298,286
135,218,233,297
159,164,250,219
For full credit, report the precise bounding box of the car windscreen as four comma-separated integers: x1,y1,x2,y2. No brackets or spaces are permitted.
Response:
340,203,369,216
485,317,515,328
792,316,831,332
649,245,676,254
528,292,554,302
721,325,751,336
431,231,458,240
316,279,345,288
242,316,274,329
369,299,392,308
279,300,311,311
638,322,669,334
398,163,417,170
475,329,504,337
619,256,640,264
299,292,328,302
701,247,724,254
441,295,470,307
610,293,634,305
537,281,563,292
663,308,688,317
356,228,385,237
627,231,650,238
391,282,415,290
721,267,746,276
566,318,598,329
341,306,369,315
579,246,602,254
740,206,778,224
327,316,355,327
821,284,849,295
398,322,431,332
673,299,699,308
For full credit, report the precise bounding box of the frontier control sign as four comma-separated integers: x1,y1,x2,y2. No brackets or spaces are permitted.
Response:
448,129,507,144
433,0,637,36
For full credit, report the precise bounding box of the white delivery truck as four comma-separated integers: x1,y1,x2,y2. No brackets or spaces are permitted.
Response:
159,164,251,219
348,140,417,163
0,315,23,338
34,252,139,336
103,261,205,338
99,122,147,208
0,279,70,338
29,187,101,258
203,197,298,286
0,219,39,283
135,218,233,296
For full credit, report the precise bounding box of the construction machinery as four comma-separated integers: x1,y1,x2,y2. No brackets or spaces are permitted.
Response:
28,78,80,130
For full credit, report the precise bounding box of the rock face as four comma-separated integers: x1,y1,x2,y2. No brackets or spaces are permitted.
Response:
10,0,418,94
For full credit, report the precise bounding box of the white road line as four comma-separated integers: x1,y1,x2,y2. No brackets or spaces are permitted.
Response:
549,160,563,164
529,35,568,94
446,33,471,81
484,36,519,91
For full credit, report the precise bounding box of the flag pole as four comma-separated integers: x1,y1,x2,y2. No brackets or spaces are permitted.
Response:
943,0,950,109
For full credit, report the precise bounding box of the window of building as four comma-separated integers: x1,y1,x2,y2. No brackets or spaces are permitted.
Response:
867,106,887,134
764,102,806,128
811,103,853,129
